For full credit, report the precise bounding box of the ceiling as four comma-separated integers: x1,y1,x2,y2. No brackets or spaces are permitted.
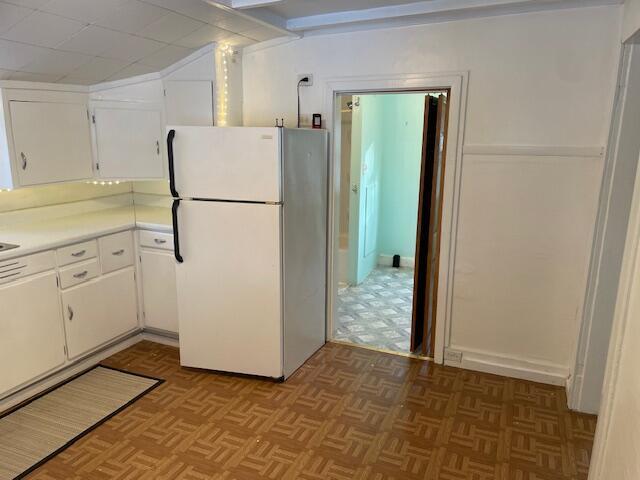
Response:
241,0,623,33
0,0,625,86
0,0,283,85
265,0,427,18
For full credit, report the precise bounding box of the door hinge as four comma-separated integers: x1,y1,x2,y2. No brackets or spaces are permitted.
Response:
92,114,96,124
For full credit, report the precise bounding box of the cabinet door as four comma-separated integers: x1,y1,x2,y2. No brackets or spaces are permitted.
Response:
140,249,178,333
0,272,66,395
10,101,93,186
62,268,138,359
93,106,164,179
165,80,213,126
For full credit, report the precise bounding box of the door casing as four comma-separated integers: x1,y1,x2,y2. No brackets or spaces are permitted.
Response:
324,72,468,364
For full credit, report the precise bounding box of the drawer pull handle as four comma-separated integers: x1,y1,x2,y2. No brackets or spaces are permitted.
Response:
68,305,74,321
73,271,88,279
154,238,167,244
71,250,86,257
112,249,125,256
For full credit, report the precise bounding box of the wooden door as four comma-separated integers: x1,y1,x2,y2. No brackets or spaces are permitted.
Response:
10,101,93,186
411,93,449,356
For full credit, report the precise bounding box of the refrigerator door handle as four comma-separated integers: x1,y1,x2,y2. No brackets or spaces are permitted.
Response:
172,199,184,263
167,129,179,198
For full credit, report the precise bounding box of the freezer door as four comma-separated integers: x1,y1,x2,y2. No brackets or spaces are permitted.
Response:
168,126,282,202
175,200,283,378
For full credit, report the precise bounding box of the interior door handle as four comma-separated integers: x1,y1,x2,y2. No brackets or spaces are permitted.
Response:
20,152,27,170
167,129,179,198
68,305,74,321
172,199,184,263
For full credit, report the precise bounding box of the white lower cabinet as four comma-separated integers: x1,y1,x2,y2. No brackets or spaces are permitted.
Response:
62,267,138,359
140,249,178,333
0,272,66,394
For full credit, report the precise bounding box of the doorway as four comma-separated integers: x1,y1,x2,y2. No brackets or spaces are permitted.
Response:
333,90,449,357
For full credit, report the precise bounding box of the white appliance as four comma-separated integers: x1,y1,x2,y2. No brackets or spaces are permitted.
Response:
167,126,328,380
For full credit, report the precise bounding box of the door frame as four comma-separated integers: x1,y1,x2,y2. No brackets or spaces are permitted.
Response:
323,72,468,364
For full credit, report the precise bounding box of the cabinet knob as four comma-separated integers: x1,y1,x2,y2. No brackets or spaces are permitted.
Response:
20,152,27,170
67,305,74,321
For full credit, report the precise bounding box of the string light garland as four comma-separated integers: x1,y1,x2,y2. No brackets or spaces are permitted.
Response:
217,44,232,127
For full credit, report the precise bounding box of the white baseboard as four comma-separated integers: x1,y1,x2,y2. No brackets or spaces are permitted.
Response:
141,329,179,346
444,347,570,386
378,254,415,268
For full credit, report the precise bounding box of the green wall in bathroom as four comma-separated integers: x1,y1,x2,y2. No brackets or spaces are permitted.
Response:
348,92,426,283
378,94,425,259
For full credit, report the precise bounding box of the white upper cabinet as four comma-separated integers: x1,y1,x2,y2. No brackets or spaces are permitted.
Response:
164,80,214,127
0,88,93,189
91,102,165,180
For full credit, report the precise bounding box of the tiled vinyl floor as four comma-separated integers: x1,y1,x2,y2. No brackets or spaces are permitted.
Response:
335,267,414,353
23,341,598,480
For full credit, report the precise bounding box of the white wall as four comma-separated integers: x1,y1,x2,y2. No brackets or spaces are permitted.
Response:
588,150,640,480
623,0,640,42
243,6,621,383
572,44,640,413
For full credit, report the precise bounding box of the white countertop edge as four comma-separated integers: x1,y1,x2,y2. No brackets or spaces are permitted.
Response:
0,220,173,262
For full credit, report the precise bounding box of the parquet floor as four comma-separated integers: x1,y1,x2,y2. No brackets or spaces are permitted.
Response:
23,341,596,480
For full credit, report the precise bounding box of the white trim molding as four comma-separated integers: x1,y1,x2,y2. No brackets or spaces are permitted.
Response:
445,347,570,386
324,71,469,365
463,144,604,157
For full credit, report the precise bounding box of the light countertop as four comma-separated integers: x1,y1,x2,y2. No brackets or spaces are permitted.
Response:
0,205,172,262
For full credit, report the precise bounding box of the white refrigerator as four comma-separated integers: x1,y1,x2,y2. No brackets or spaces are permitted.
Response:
167,126,328,380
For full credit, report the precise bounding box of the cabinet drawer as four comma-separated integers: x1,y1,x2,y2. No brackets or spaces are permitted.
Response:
57,240,97,266
59,259,100,289
139,230,173,251
99,231,133,274
0,251,55,285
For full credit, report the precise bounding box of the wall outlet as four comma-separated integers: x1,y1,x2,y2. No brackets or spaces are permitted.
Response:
444,349,463,364
297,74,313,86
